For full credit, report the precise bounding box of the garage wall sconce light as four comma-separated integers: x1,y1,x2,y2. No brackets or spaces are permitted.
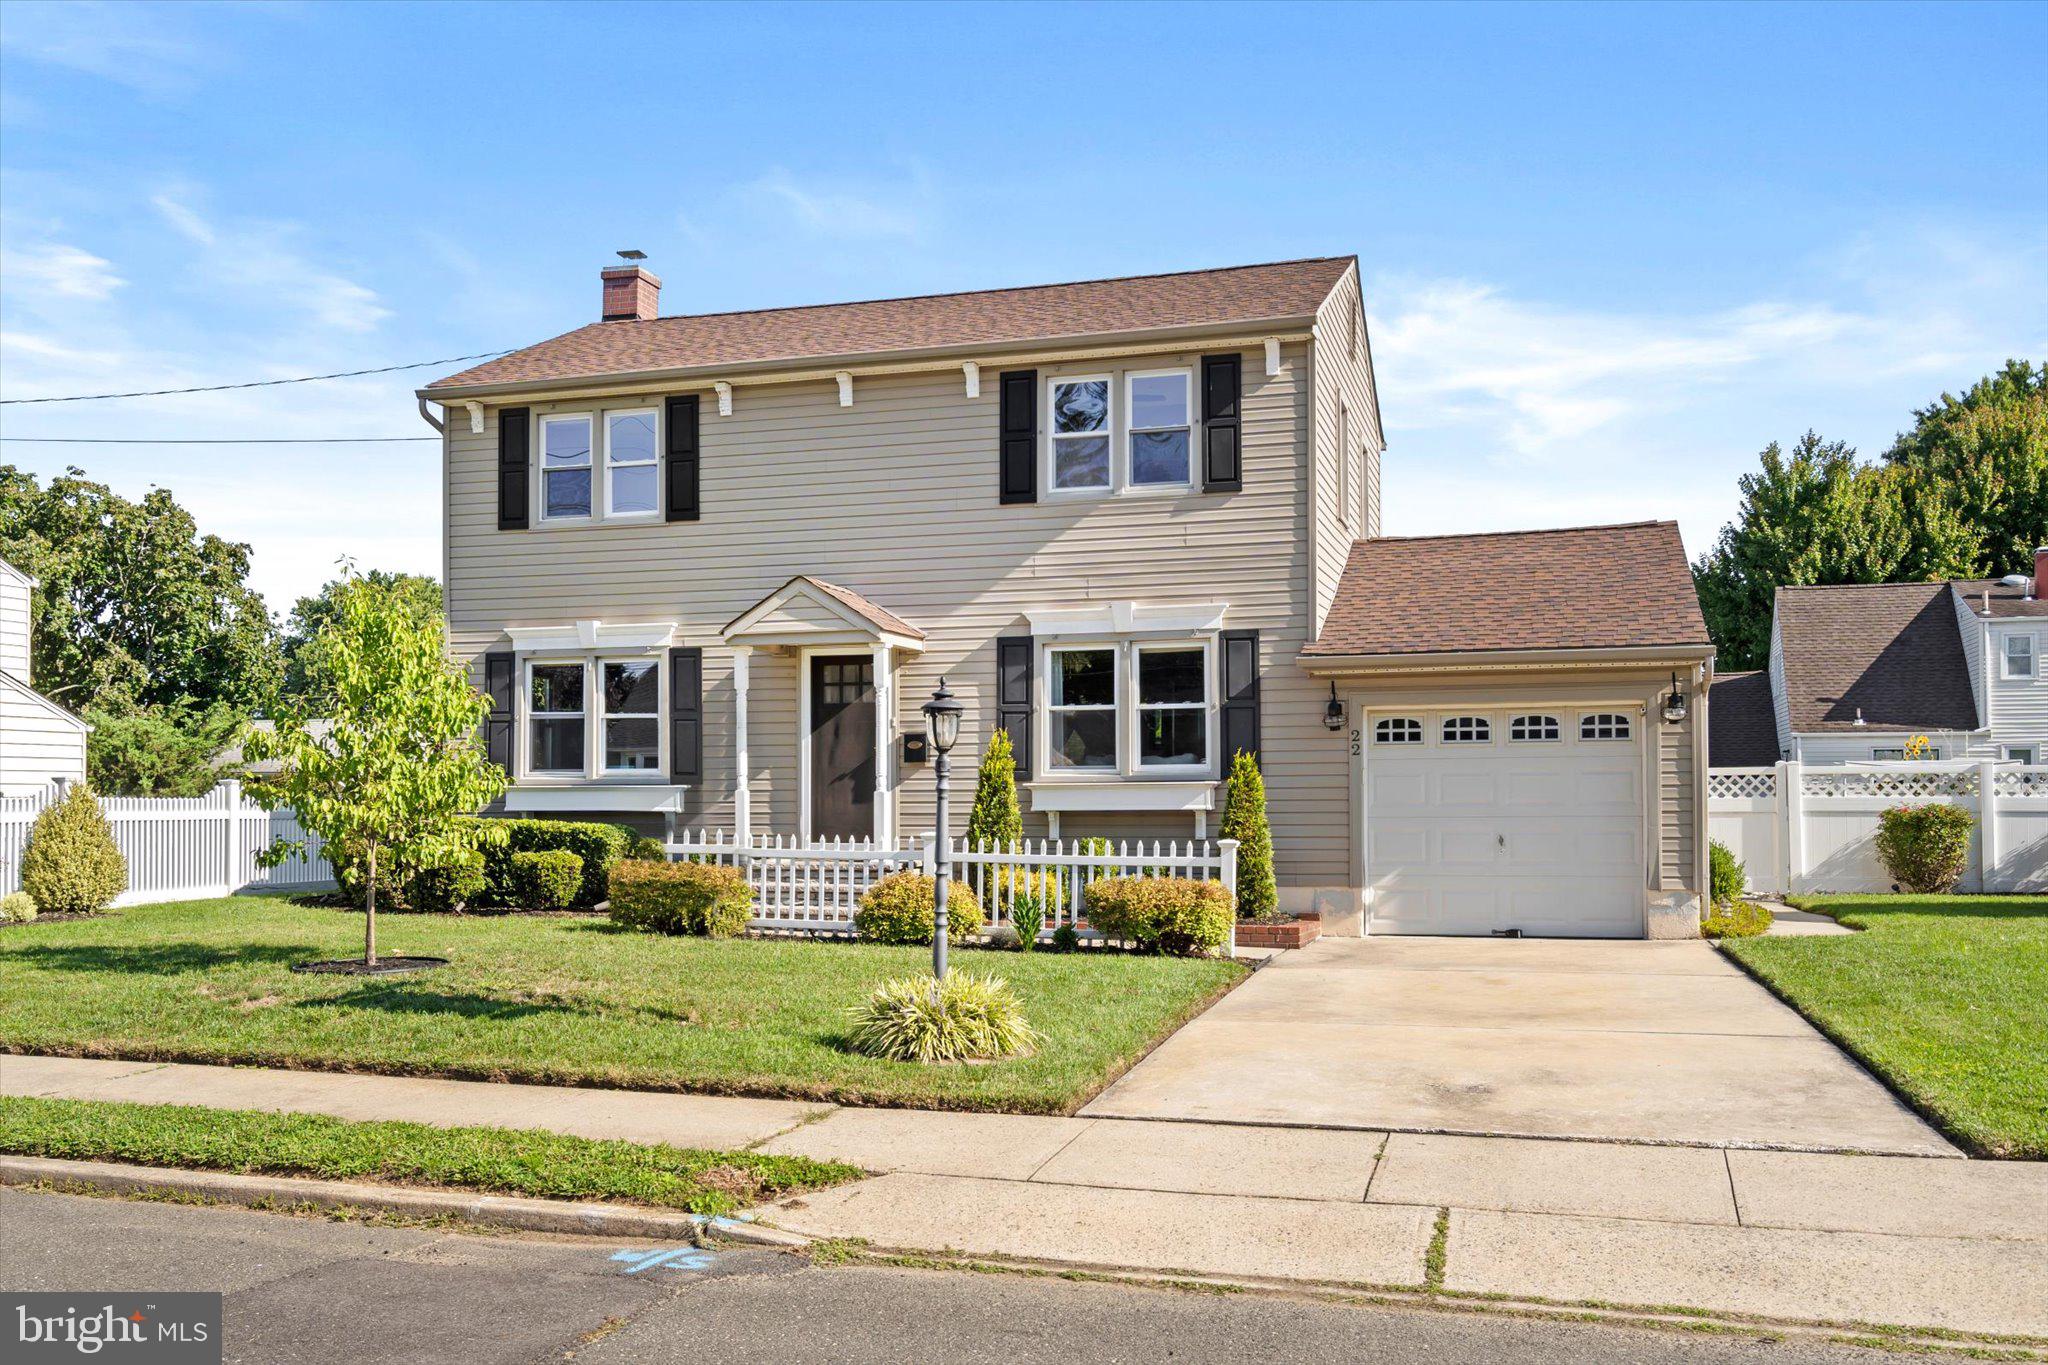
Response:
1323,681,1346,731
1661,672,1688,724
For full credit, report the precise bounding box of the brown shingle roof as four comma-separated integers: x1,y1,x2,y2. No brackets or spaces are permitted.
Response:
1708,671,1782,768
427,257,1354,392
1304,521,1710,658
1774,583,1980,733
803,576,924,641
1951,577,2048,619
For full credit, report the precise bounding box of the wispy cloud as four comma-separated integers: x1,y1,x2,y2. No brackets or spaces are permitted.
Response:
0,241,124,302
0,0,213,96
737,165,936,242
149,189,392,333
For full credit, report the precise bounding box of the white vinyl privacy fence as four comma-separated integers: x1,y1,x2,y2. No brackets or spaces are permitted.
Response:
0,780,333,907
1708,762,2048,896
667,829,1238,953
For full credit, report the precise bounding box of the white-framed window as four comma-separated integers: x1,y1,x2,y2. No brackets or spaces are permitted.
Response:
1580,712,1632,741
600,660,661,772
1338,400,1353,530
1869,745,1943,761
1442,715,1491,744
2002,633,2036,679
527,662,587,773
539,414,594,520
1047,645,1118,770
2005,745,2039,765
1135,642,1208,769
1509,714,1561,742
1126,370,1193,488
604,409,660,518
1049,376,1112,491
1374,717,1422,745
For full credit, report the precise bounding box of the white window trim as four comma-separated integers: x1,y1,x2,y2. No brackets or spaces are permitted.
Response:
1042,366,1196,501
1338,399,1353,532
537,413,595,523
2001,632,2036,680
598,658,662,775
519,653,667,783
2004,745,2038,765
1046,373,1114,495
602,408,661,520
1039,637,1218,781
1123,367,1194,493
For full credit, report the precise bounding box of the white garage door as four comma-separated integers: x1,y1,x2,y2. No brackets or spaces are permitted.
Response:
1365,706,1645,938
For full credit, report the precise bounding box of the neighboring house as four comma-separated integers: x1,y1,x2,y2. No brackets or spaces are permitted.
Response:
0,558,89,797
419,256,1710,938
215,718,335,777
1709,551,2048,768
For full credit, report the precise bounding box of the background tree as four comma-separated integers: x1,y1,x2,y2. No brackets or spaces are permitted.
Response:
1882,359,2046,577
965,728,1023,848
283,569,442,706
83,698,244,797
242,572,504,968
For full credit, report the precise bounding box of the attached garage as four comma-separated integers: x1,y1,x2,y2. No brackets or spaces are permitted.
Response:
1300,522,1715,940
1364,705,1647,937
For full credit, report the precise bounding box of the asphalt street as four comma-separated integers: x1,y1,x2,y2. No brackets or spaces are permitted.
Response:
1,1189,1915,1364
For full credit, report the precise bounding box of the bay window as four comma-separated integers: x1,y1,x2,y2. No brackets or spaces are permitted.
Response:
1048,646,1118,769
601,661,660,771
1135,644,1207,768
528,663,587,773
540,415,593,520
521,654,665,779
1041,639,1215,778
604,409,659,517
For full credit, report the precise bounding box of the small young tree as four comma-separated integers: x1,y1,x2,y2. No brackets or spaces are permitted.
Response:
966,728,1024,849
1219,750,1277,920
241,571,506,967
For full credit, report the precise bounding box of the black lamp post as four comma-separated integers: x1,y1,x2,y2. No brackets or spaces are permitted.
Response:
921,677,965,981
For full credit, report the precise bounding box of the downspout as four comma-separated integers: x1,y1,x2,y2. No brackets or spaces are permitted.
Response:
417,397,445,433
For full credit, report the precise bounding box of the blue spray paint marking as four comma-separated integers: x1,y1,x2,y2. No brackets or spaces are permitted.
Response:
610,1246,716,1275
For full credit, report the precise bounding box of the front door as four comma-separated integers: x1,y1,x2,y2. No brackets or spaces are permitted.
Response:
809,655,875,839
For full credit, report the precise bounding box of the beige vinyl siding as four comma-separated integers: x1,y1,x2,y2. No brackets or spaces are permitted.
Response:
0,673,87,797
445,341,1356,888
1657,697,1697,887
1307,261,1383,635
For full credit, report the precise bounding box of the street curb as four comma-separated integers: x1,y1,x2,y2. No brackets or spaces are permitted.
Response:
0,1155,812,1250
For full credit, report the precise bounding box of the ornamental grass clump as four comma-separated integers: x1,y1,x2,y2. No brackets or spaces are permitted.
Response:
846,972,1039,1063
1875,803,1975,893
19,784,126,915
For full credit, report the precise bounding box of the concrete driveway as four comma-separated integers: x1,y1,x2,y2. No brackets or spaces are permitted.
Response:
1084,936,1957,1156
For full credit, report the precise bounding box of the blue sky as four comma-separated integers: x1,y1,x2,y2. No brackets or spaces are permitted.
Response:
2,0,2043,611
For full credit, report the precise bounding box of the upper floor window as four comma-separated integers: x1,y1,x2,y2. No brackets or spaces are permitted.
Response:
1374,717,1422,744
1127,371,1192,487
1047,367,1194,496
1509,714,1561,742
1338,400,1353,530
1580,712,1632,741
1050,378,1111,491
604,410,659,517
1442,716,1491,744
2003,633,2036,679
540,415,593,520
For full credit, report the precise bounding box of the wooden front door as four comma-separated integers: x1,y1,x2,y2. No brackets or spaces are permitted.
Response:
809,655,875,839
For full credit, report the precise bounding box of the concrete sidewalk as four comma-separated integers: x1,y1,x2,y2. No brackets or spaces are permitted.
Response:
5,1054,2045,1340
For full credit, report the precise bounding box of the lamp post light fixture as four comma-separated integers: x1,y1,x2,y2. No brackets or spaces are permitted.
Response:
1661,671,1689,725
1323,681,1346,732
921,677,966,981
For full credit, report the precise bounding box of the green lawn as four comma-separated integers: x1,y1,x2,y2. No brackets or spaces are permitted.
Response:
1720,894,2048,1158
0,897,1244,1113
0,1095,857,1215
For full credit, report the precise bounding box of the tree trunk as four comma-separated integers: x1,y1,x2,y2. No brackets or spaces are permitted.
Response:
364,843,378,967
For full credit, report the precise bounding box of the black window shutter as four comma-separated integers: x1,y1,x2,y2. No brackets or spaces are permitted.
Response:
483,650,515,773
1219,630,1260,764
1201,354,1242,492
998,369,1037,505
669,646,703,781
996,635,1033,778
497,408,530,530
665,395,700,522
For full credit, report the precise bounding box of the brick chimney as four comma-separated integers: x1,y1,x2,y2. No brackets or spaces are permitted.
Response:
601,264,660,322
2035,546,2047,600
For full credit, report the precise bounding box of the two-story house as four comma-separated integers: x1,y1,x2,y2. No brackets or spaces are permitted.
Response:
0,557,89,797
420,257,1712,938
1708,555,2048,770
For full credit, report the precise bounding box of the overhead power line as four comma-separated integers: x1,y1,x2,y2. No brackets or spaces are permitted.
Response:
0,350,512,405
2,436,435,445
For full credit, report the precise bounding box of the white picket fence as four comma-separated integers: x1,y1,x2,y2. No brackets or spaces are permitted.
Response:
665,829,1239,953
1708,761,2048,895
0,780,334,907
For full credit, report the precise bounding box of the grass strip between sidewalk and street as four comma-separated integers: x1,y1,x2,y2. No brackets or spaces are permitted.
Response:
0,1095,860,1216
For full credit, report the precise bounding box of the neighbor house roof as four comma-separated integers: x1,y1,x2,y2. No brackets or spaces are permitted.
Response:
1708,670,1781,768
1304,521,1710,658
1952,578,2048,620
1774,583,1980,733
426,257,1355,392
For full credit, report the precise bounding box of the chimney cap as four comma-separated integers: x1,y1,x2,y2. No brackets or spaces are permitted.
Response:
616,249,647,262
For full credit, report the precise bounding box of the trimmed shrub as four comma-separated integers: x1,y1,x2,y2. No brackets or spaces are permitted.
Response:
1700,901,1773,938
625,834,667,862
854,872,983,946
1219,751,1276,920
405,853,487,914
1084,876,1233,956
845,971,1039,1063
1709,840,1746,909
471,819,633,908
19,785,127,915
1,891,37,924
609,859,753,937
1874,803,1975,893
508,850,583,909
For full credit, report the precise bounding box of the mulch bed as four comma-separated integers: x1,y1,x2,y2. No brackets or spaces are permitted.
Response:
290,956,450,976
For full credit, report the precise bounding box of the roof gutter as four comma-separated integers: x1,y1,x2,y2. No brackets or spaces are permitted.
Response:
1300,643,1717,676
414,314,1320,403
